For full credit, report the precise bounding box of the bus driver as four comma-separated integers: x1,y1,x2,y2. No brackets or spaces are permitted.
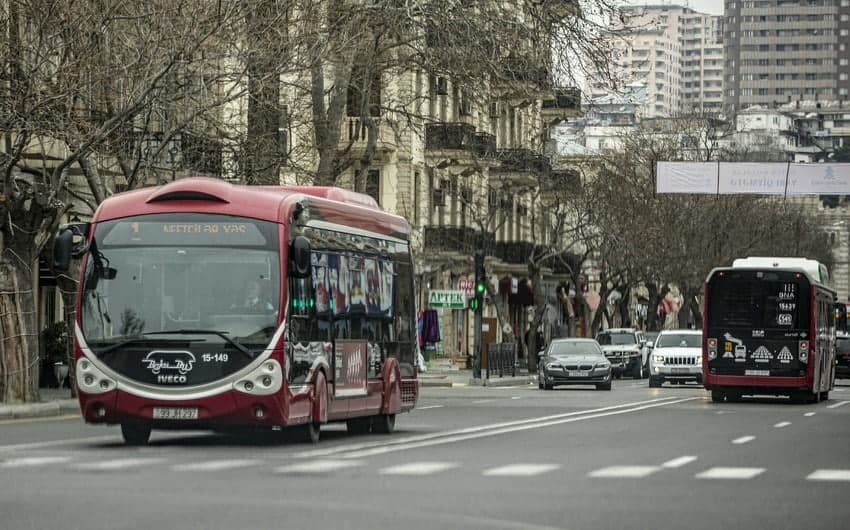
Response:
233,280,274,312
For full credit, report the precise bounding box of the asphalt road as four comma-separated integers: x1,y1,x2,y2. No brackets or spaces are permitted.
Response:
2,378,850,530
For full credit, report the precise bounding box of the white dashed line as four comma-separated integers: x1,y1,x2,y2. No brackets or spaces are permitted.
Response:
511,396,522,400
589,465,661,478
416,405,444,410
661,456,698,469
0,456,72,468
826,400,849,409
172,459,261,472
484,464,561,477
72,458,163,471
732,435,756,445
804,412,817,417
275,460,362,474
472,399,495,404
774,422,791,428
806,469,850,482
379,462,459,476
696,467,765,480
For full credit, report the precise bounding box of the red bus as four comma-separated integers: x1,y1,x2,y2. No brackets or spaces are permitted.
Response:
54,177,419,444
703,258,836,404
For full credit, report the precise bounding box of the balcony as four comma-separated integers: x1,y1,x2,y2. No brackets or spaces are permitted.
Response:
471,133,497,158
340,117,394,155
500,54,551,91
494,240,537,264
541,87,582,121
423,226,496,255
426,122,475,151
494,149,551,175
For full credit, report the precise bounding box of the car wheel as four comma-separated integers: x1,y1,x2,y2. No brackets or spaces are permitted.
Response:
711,390,725,402
121,422,151,446
820,391,830,401
632,360,642,379
614,372,622,380
543,382,554,390
649,376,661,388
596,381,612,391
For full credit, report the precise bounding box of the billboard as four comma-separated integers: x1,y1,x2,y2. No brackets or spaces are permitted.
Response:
656,162,850,196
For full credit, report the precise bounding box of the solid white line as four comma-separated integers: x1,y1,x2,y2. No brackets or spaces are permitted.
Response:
335,398,698,459
806,469,850,481
804,412,817,417
732,435,756,445
472,399,495,404
589,465,660,478
275,460,362,474
774,422,791,428
72,458,163,471
172,459,261,472
661,456,698,469
293,396,685,459
484,464,561,477
0,456,72,468
826,400,849,409
379,462,459,476
416,405,444,410
696,467,765,480
511,396,522,400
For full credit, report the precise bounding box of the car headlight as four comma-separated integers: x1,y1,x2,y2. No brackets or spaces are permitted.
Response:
695,356,702,365
654,355,665,363
596,363,610,369
546,364,559,370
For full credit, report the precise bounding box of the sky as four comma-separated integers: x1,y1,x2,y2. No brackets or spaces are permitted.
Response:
624,0,723,15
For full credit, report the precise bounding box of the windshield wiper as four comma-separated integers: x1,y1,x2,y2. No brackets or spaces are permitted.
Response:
94,337,200,358
143,329,255,359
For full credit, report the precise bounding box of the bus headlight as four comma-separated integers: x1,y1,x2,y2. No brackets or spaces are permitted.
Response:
77,357,116,394
235,359,283,395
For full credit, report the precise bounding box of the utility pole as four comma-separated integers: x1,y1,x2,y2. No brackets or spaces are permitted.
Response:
472,252,485,378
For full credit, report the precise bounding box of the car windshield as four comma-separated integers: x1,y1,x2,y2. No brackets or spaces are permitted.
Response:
548,341,602,356
596,333,636,345
656,334,702,348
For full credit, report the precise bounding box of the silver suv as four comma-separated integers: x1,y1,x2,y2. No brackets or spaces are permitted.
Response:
648,329,703,387
595,328,648,379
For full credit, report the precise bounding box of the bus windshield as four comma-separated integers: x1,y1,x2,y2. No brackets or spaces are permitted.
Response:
80,213,281,386
708,276,808,331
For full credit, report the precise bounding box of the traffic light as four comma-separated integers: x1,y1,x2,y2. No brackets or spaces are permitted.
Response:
470,253,485,312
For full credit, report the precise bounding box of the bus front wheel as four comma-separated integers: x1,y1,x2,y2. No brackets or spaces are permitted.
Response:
121,422,151,446
710,390,725,403
372,413,396,434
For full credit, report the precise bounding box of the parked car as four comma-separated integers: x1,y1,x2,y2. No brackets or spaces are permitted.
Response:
595,328,647,379
538,338,612,391
836,332,850,379
648,329,703,387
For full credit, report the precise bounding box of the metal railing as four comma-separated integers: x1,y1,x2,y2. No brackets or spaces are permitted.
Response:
486,342,517,379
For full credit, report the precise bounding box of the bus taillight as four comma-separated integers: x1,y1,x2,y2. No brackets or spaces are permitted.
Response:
799,341,809,363
707,338,718,360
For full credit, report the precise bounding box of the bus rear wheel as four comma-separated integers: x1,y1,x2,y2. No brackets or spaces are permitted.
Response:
372,413,396,434
121,422,151,446
710,390,725,402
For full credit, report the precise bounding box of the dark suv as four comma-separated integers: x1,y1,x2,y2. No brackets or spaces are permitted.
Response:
595,328,647,379
836,333,850,379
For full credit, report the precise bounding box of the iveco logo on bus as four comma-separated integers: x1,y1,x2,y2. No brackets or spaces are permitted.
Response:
142,350,196,384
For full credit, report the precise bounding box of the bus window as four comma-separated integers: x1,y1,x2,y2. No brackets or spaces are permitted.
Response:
709,279,808,330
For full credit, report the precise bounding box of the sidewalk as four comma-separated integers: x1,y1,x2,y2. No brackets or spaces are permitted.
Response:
419,368,536,388
0,388,80,421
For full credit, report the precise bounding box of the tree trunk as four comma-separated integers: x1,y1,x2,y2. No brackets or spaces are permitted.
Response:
0,259,39,403
56,265,80,397
646,282,660,331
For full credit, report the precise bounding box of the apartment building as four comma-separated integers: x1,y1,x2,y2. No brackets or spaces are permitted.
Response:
724,0,850,115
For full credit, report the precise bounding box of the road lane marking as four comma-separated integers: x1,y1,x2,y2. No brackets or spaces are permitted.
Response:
826,400,849,409
661,456,698,469
732,436,756,445
72,458,163,471
472,399,495,404
696,467,765,480
0,414,80,426
0,456,72,468
379,462,459,475
774,422,791,428
804,412,817,417
589,465,660,478
484,464,561,477
172,459,261,472
806,469,850,481
416,405,444,410
511,396,522,400
275,459,362,474
294,396,687,460
331,398,698,459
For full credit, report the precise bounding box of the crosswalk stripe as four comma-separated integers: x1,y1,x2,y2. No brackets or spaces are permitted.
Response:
806,469,850,481
774,422,791,428
589,465,660,478
72,458,163,471
696,467,765,480
172,459,261,472
826,400,849,409
661,456,698,469
1,456,72,468
483,464,561,477
275,459,362,474
379,462,459,476
732,435,756,444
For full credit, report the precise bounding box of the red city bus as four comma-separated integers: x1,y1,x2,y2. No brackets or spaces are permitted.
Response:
54,177,418,444
702,258,836,404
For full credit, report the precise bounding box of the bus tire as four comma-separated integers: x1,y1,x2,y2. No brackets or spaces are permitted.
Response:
820,391,829,401
346,417,372,435
372,413,396,434
711,390,725,402
121,422,151,446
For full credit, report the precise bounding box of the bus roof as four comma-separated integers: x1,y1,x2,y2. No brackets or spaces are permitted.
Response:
730,257,829,286
92,177,410,240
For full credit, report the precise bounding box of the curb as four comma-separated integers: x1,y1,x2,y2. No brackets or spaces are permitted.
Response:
468,376,536,387
0,399,80,420
419,379,455,388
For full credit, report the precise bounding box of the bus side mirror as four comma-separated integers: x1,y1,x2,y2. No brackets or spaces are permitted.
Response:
53,223,90,271
289,235,312,278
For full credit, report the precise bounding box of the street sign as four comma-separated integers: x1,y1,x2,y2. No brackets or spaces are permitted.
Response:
428,289,466,309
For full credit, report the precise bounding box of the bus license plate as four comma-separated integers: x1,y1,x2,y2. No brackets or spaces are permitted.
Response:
152,407,198,420
745,370,769,376
569,371,589,377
